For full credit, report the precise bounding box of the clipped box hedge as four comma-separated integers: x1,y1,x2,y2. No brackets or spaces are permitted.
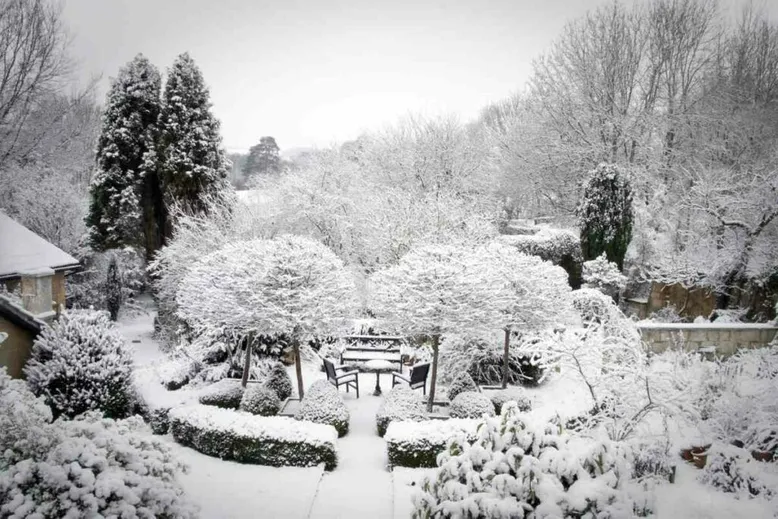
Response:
169,404,339,470
375,385,428,437
385,419,479,468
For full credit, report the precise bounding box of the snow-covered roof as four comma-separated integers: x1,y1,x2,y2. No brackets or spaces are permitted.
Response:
0,213,79,278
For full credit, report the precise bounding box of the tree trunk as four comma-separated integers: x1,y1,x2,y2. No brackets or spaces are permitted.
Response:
241,337,251,388
502,328,511,389
293,336,305,399
427,334,440,413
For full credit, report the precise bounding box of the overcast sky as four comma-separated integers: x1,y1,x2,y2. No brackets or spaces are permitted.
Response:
61,0,777,152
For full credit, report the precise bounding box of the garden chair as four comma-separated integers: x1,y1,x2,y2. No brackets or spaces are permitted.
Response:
323,358,359,398
391,362,430,395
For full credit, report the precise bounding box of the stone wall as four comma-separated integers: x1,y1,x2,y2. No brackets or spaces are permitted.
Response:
638,323,777,356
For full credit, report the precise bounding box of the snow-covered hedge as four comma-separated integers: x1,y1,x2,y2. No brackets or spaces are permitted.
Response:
375,385,428,437
296,380,350,437
198,379,244,409
497,228,583,288
446,371,478,402
449,391,495,419
0,369,195,518
239,385,280,416
583,252,627,299
488,387,532,415
385,419,479,468
24,310,135,419
265,363,293,400
412,402,650,517
169,404,338,470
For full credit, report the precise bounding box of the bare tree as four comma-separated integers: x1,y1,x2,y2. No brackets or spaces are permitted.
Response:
0,0,74,168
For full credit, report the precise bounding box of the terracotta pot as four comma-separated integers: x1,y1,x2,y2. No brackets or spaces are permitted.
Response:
680,444,711,469
751,450,775,462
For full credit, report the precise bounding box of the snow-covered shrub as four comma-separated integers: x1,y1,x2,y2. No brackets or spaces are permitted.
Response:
497,228,583,288
157,356,199,390
264,363,293,401
583,252,627,300
67,246,145,314
412,402,648,518
449,391,495,419
375,385,428,437
239,385,280,416
198,379,244,409
385,419,480,468
143,405,172,435
699,444,777,499
296,380,350,437
488,387,532,415
446,371,478,402
24,310,135,419
318,339,346,363
0,370,195,518
631,440,675,483
169,404,338,470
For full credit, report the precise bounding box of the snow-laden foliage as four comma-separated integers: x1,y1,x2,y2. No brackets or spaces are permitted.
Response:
496,228,583,288
239,384,280,416
385,419,480,469
582,253,627,300
0,369,195,518
264,363,293,401
376,385,428,437
699,345,778,453
699,444,778,500
86,54,161,252
446,372,479,402
159,53,231,219
577,163,634,270
169,404,338,470
67,246,145,313
412,403,650,518
176,236,358,378
24,310,135,419
488,387,532,415
571,288,639,344
198,378,245,409
449,391,495,419
295,380,350,437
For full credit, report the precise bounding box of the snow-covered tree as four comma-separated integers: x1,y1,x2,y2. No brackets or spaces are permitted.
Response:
86,54,162,258
24,310,135,419
370,245,502,411
105,253,122,321
583,252,628,301
577,163,633,270
176,235,358,397
244,136,281,178
477,241,575,387
0,369,195,518
159,52,230,238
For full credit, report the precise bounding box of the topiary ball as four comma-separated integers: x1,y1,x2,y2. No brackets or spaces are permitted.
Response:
264,363,293,401
239,384,281,416
446,372,479,402
450,391,495,419
198,379,244,409
489,387,532,415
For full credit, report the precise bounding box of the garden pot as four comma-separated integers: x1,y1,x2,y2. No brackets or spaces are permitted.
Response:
680,444,710,469
751,450,774,462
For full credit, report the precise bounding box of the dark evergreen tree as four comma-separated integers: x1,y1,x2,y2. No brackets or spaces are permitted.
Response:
106,253,123,321
158,53,230,237
244,136,281,178
577,163,633,270
86,55,162,258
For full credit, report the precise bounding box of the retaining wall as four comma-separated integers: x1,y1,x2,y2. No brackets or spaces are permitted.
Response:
638,323,777,356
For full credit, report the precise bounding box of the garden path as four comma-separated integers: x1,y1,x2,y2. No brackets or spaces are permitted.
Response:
307,373,394,519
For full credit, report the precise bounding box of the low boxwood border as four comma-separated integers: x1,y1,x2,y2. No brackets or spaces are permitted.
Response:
169,404,339,470
385,419,479,468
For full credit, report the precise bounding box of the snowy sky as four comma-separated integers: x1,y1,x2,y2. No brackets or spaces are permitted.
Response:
62,0,778,153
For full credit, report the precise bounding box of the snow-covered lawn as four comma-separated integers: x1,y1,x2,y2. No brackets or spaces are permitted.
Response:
118,305,778,519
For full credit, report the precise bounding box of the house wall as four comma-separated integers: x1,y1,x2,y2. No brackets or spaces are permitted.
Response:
638,323,778,356
52,271,66,310
0,315,35,378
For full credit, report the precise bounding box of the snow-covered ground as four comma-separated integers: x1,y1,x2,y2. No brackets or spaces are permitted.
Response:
118,305,778,519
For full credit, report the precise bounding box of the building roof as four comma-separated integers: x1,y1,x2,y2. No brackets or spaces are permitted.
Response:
0,295,44,335
0,213,79,279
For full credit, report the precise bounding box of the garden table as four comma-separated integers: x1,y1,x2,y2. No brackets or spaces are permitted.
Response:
363,359,396,396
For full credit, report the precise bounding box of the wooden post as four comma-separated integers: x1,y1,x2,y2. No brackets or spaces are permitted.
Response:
241,336,252,388
293,336,305,399
427,334,440,413
502,327,510,389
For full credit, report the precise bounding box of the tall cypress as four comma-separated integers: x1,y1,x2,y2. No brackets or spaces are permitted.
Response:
577,163,634,271
158,53,230,238
86,55,162,259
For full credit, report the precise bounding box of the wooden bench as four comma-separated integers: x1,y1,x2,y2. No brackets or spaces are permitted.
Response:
339,335,404,369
